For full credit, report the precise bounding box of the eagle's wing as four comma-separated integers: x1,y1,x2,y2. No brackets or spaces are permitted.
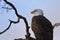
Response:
31,16,53,40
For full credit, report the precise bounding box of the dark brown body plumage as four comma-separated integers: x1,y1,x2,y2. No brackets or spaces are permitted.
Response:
31,15,53,40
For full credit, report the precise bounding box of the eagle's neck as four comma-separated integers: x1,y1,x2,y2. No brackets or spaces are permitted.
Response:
34,13,40,16
34,13,43,16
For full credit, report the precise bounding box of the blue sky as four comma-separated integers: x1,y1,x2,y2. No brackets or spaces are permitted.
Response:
0,0,60,40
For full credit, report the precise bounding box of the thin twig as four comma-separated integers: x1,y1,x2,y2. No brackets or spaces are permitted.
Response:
53,23,60,28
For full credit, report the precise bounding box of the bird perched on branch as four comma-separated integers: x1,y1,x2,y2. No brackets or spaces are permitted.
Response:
31,9,54,40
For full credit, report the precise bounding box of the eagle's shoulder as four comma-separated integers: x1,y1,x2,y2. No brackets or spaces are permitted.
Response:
32,15,53,31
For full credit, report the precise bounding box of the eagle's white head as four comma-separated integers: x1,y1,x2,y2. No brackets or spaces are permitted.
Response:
31,9,44,16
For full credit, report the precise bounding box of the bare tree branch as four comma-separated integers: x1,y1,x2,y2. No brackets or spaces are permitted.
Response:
4,0,30,38
0,1,30,40
53,23,60,28
0,21,12,34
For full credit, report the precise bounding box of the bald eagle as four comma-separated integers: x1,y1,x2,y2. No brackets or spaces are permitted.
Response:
31,9,53,40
